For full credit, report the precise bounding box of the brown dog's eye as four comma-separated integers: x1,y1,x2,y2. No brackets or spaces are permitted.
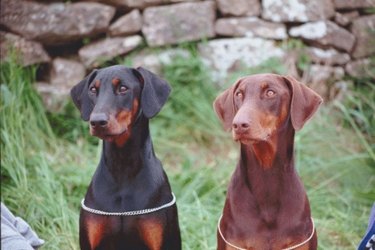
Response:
266,89,276,97
90,87,97,94
118,86,128,94
235,91,243,98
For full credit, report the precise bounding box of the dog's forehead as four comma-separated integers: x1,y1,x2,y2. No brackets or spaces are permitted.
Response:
240,74,285,88
95,66,139,86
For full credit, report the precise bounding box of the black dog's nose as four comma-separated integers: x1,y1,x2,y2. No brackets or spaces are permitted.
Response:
90,113,109,128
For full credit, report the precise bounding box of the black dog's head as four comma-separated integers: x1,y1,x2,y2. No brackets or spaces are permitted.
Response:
71,65,170,145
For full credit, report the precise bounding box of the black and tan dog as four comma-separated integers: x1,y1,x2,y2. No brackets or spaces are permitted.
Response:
214,74,322,250
71,65,181,250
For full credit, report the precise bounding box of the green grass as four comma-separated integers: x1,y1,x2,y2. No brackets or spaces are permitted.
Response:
1,52,374,250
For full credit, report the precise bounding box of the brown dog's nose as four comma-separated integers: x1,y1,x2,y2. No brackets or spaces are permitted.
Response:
232,120,250,133
90,113,109,128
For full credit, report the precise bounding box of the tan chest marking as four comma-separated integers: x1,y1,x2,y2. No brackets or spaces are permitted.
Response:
137,218,164,250
85,216,108,249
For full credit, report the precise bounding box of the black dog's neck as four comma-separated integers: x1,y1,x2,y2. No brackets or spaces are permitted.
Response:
100,115,166,187
102,115,151,181
88,115,169,211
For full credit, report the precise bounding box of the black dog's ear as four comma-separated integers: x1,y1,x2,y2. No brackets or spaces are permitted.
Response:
134,67,171,118
70,70,98,121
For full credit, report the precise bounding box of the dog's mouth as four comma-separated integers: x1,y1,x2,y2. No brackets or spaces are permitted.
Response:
235,137,259,145
233,133,270,145
90,127,128,142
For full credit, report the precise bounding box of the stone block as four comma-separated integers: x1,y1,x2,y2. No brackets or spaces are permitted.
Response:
350,15,375,59
142,1,216,47
35,58,86,112
334,11,359,26
0,0,115,45
345,59,375,78
215,17,287,40
305,64,345,98
306,47,350,65
289,20,355,52
333,0,375,10
217,0,261,17
198,37,285,80
131,48,190,74
35,82,69,112
50,58,86,87
79,35,143,68
262,0,335,22
0,32,50,66
109,10,143,37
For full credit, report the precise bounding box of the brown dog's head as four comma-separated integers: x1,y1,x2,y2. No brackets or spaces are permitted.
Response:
70,65,171,145
213,74,322,145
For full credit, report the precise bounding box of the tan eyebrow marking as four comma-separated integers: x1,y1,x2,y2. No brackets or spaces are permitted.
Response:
261,82,268,89
94,80,101,89
112,78,120,87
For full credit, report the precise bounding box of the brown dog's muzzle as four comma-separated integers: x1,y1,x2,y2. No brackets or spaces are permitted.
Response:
232,104,277,144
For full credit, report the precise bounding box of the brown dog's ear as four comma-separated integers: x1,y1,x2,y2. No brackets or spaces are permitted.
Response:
70,69,98,121
283,76,323,131
213,78,242,131
134,67,171,119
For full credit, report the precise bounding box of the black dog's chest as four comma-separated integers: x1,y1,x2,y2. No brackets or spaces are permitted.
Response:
81,211,167,250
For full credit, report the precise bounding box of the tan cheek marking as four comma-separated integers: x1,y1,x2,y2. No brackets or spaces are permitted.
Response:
85,216,107,249
117,110,132,128
138,218,164,250
252,111,278,168
114,131,131,147
253,140,277,169
278,95,290,127
259,112,278,132
114,110,132,147
114,100,140,147
132,99,139,117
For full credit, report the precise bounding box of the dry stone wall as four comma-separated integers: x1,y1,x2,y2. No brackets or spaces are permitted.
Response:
0,0,374,111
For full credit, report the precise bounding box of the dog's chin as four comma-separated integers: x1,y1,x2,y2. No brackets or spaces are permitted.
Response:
90,128,128,142
233,134,270,145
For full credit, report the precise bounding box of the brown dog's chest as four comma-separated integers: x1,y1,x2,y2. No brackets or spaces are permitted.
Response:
219,166,312,249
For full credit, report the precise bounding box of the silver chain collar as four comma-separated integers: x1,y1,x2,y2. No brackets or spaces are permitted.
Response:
81,193,176,216
217,214,315,250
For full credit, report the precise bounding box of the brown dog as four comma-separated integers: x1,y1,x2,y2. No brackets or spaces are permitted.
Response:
214,74,322,250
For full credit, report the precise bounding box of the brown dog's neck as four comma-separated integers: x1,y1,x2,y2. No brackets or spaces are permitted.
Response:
232,126,309,227
237,124,297,203
241,124,295,171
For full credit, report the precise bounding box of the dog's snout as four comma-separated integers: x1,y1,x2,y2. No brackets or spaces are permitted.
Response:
90,113,109,128
232,118,250,133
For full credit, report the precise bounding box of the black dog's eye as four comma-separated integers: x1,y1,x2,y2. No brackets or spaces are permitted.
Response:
90,87,97,94
118,86,128,94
